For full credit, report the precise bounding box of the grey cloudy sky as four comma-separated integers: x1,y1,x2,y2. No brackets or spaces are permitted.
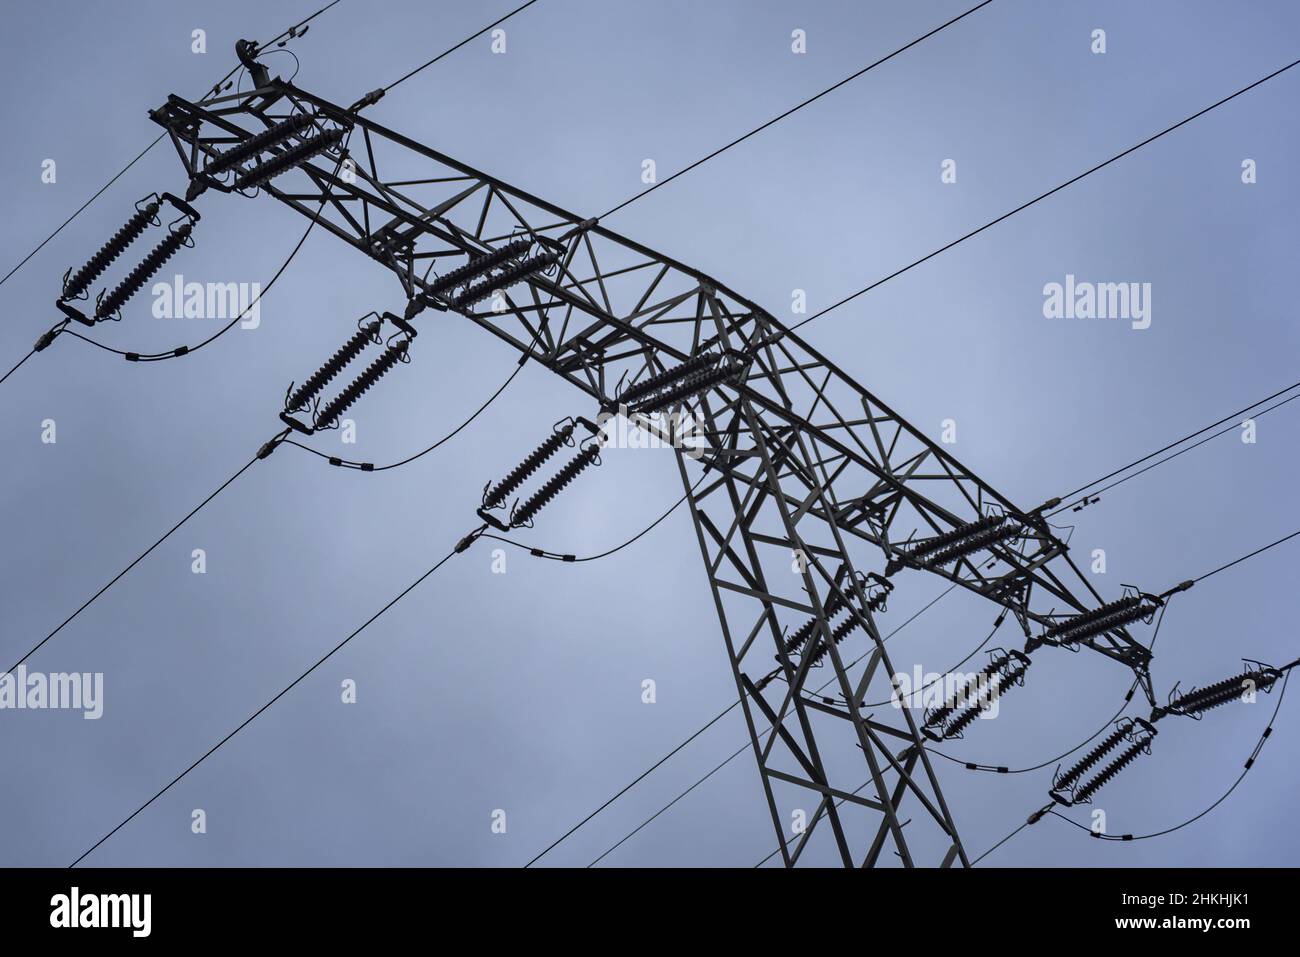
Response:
1,0,1298,867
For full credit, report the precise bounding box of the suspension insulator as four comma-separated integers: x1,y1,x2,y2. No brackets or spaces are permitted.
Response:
919,523,1020,571
784,577,890,657
926,652,1030,741
1053,723,1132,793
62,200,160,301
314,339,408,429
483,422,577,512
945,658,1030,739
1166,667,1281,717
903,514,1006,563
783,590,849,655
510,442,601,528
94,224,192,321
452,251,560,309
803,613,863,670
629,357,743,414
1044,593,1161,645
206,113,316,175
1072,736,1153,804
429,239,533,296
925,656,1007,733
622,351,724,404
286,319,381,413
233,128,346,190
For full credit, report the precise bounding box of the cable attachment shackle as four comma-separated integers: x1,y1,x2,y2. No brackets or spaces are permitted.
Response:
93,216,196,322
284,314,384,416
481,418,577,513
921,649,1032,742
313,332,411,431
61,194,163,302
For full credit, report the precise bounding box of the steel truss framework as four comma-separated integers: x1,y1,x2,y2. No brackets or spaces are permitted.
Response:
152,79,1157,867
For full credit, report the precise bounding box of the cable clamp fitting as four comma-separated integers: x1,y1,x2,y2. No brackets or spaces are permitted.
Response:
455,526,487,554
349,88,386,113
34,323,66,352
256,430,290,460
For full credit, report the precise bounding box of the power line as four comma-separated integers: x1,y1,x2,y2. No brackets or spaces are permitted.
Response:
0,134,166,292
380,0,542,94
257,0,345,53
1052,380,1300,510
0,348,36,388
788,57,1300,334
599,739,753,869
598,0,995,220
1194,527,1300,584
970,816,1036,867
526,699,740,868
1048,393,1300,518
6,451,264,675
71,539,464,867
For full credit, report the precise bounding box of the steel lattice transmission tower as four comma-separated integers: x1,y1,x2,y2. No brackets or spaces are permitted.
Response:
151,76,1155,867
